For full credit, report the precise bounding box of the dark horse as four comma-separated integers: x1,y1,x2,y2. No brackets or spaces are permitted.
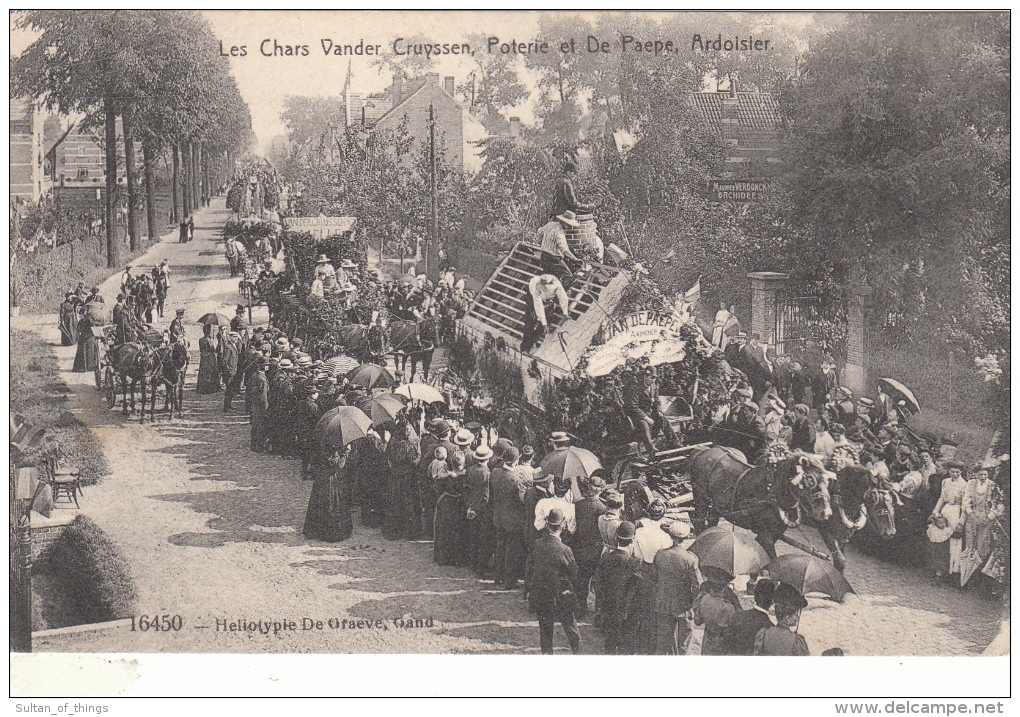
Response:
108,343,161,422
690,446,835,563
802,464,895,572
852,473,929,565
389,316,439,381
148,340,190,420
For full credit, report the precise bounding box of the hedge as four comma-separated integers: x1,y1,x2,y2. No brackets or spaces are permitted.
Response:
49,515,138,624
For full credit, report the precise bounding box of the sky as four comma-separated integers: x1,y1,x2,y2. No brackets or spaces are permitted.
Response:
11,10,824,154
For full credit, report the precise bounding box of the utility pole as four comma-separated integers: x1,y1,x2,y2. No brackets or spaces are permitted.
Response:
428,103,439,279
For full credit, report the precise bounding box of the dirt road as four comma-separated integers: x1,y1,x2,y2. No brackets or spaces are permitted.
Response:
25,200,1002,655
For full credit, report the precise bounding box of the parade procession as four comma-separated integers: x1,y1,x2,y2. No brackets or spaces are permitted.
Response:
9,10,1009,679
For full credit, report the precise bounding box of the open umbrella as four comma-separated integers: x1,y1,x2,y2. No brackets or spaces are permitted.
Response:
197,312,231,326
358,393,407,426
689,526,770,580
765,553,855,602
322,354,360,377
315,406,373,447
393,382,446,404
878,378,921,416
540,446,602,483
346,364,395,390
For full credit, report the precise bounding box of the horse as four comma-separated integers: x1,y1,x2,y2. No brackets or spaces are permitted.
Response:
689,446,834,563
852,474,930,565
389,316,439,382
801,464,894,572
148,340,190,420
108,342,160,422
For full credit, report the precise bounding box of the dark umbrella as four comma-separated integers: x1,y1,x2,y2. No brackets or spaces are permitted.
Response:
878,378,921,416
689,526,770,579
358,393,407,426
315,406,373,448
346,364,395,390
539,446,602,483
765,553,855,602
197,312,231,326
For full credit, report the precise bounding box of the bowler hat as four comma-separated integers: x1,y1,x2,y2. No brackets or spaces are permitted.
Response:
503,446,521,464
546,508,566,528
615,521,636,542
773,583,808,611
432,419,452,437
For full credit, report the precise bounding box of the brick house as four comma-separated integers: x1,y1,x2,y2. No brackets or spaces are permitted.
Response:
689,85,780,190
342,71,485,173
10,98,48,203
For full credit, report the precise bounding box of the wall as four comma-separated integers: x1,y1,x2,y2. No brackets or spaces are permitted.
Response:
31,513,77,563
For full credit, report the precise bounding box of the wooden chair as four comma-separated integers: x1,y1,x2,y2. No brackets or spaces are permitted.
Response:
46,456,82,508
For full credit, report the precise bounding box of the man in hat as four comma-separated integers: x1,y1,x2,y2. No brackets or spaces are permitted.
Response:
762,396,787,443
593,520,641,654
789,403,816,453
536,211,582,285
721,577,776,656
294,383,321,479
522,274,569,354
598,489,625,553
525,508,582,655
230,304,249,340
222,332,242,413
314,254,336,283
622,365,660,455
491,446,529,590
652,520,700,655
535,476,577,539
572,475,608,614
465,444,495,577
552,160,592,219
247,360,271,452
724,332,747,369
754,583,809,655
630,500,672,653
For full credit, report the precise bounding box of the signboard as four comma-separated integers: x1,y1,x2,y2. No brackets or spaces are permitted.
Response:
284,216,357,239
585,311,687,377
709,179,769,202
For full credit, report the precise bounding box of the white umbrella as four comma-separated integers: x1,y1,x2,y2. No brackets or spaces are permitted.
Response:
393,383,446,404
322,355,360,377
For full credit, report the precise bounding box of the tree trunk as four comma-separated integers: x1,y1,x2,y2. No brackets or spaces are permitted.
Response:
122,102,139,251
143,136,158,241
181,143,191,219
189,141,198,210
172,145,181,223
104,97,121,269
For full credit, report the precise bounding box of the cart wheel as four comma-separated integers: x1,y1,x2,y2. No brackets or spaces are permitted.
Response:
104,368,117,408
94,363,103,390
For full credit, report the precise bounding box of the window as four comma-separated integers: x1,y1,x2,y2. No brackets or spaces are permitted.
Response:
77,144,86,157
77,167,89,179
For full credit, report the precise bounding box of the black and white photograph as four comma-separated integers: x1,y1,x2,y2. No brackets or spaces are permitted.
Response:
8,9,1011,703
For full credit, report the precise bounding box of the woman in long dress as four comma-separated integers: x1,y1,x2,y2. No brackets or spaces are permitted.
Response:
303,445,354,542
58,294,78,346
959,462,1004,587
72,311,99,372
433,449,468,566
926,461,967,579
710,301,732,349
383,420,420,540
356,429,388,528
196,323,222,394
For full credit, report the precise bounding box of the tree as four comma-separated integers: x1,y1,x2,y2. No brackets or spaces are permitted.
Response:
455,33,528,118
780,13,1009,356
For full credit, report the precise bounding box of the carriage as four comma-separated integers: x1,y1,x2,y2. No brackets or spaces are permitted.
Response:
97,326,169,409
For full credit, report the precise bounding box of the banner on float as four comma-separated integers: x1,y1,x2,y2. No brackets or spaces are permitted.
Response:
585,311,687,377
284,216,357,239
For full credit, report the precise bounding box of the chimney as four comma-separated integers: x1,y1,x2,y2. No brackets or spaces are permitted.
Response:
719,76,739,146
509,117,521,138
443,76,455,96
392,72,404,106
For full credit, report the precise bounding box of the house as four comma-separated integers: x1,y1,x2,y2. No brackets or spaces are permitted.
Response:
689,85,780,198
341,70,485,173
10,99,48,203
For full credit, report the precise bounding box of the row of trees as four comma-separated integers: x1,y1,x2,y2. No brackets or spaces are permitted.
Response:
12,10,254,267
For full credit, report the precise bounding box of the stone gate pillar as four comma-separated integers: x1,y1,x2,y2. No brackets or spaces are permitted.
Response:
747,271,789,347
844,285,872,397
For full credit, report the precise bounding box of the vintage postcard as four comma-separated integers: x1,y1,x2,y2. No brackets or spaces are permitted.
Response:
8,9,1010,700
